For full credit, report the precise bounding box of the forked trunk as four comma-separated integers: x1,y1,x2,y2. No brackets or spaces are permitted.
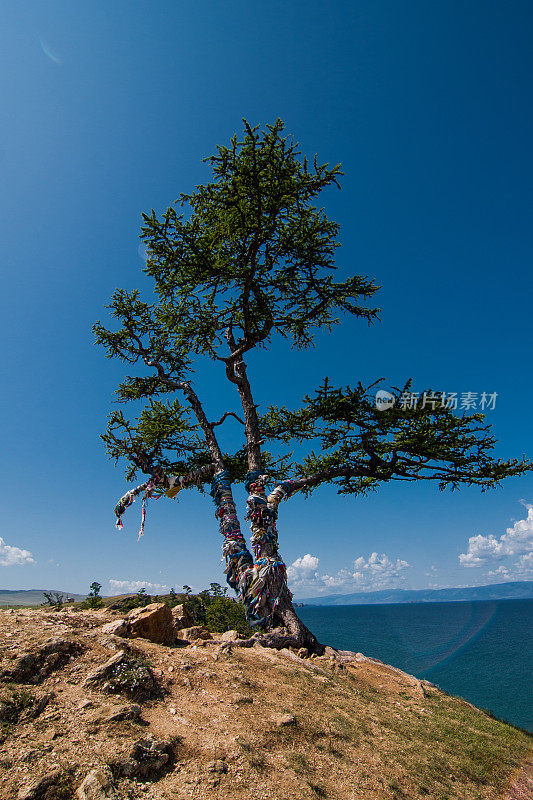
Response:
242,472,325,655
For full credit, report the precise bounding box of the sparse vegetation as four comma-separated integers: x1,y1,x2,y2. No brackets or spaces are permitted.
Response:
81,580,104,609
0,606,530,799
104,655,159,701
41,591,65,610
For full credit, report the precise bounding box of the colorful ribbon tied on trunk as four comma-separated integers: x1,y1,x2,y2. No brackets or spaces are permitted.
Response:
243,471,297,627
210,470,254,613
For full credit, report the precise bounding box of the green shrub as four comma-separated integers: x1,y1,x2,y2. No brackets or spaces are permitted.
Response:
205,596,252,636
81,595,104,609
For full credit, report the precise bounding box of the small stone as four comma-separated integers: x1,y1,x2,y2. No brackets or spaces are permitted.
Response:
169,707,177,715
274,713,296,727
17,768,63,800
104,703,141,722
208,759,228,774
76,765,117,799
231,694,253,706
220,630,241,642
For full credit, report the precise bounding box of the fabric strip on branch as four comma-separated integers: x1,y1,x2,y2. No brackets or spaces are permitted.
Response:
114,481,149,529
114,480,162,538
113,465,214,534
244,472,291,627
164,466,213,498
137,480,161,540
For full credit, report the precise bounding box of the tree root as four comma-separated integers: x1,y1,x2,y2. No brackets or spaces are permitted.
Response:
225,626,326,656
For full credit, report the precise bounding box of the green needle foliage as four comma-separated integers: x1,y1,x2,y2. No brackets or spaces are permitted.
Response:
94,117,531,524
260,378,532,496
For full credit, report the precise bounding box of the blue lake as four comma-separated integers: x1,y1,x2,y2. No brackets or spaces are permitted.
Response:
299,598,533,732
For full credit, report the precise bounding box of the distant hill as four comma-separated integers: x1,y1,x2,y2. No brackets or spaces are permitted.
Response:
0,589,86,607
300,581,533,606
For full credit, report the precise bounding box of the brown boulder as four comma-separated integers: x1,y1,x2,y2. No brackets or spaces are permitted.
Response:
101,620,128,637
179,626,212,642
126,603,175,645
171,604,194,630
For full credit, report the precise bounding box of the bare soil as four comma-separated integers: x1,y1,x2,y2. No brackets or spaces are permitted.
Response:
0,607,531,800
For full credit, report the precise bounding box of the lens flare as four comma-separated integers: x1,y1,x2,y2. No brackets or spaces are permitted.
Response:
400,602,499,675
39,36,62,65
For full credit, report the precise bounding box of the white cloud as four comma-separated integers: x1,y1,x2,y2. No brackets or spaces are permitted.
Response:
287,551,410,596
287,554,319,580
109,580,169,594
0,537,35,567
459,504,533,580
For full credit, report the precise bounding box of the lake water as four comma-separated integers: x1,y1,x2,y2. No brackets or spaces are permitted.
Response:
299,599,533,732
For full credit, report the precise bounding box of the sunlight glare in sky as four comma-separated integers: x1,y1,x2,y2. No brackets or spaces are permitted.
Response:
39,36,62,65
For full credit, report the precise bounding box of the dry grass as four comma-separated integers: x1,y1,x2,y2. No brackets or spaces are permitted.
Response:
0,607,530,800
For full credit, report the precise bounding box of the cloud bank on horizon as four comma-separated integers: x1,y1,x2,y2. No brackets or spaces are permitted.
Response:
459,503,533,581
108,579,169,594
287,551,411,597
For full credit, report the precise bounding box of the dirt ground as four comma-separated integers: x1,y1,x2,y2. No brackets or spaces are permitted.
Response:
0,607,531,800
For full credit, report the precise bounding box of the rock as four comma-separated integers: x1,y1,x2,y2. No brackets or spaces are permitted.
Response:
113,735,172,780
171,604,194,630
231,694,253,706
76,766,117,799
1,640,82,684
297,647,309,658
104,703,141,722
17,768,63,800
274,713,296,727
208,759,228,774
126,603,175,645
220,630,241,642
83,651,158,701
83,651,128,688
179,626,213,642
20,691,55,721
0,697,20,724
101,620,128,637
0,690,54,724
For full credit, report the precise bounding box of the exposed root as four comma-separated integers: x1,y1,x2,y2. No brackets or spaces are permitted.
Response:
225,626,326,656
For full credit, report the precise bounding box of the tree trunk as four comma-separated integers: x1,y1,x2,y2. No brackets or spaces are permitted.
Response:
242,473,325,655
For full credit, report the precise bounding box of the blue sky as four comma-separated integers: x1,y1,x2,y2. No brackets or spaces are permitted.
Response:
1,0,532,599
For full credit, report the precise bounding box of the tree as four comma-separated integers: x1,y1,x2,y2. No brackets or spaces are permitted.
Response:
42,591,64,610
94,119,532,654
84,581,104,609
182,585,192,596
136,587,150,607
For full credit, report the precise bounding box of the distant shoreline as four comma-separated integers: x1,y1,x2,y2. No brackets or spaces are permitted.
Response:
299,596,533,608
298,580,533,607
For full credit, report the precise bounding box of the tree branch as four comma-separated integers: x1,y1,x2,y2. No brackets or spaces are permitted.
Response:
210,412,246,428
